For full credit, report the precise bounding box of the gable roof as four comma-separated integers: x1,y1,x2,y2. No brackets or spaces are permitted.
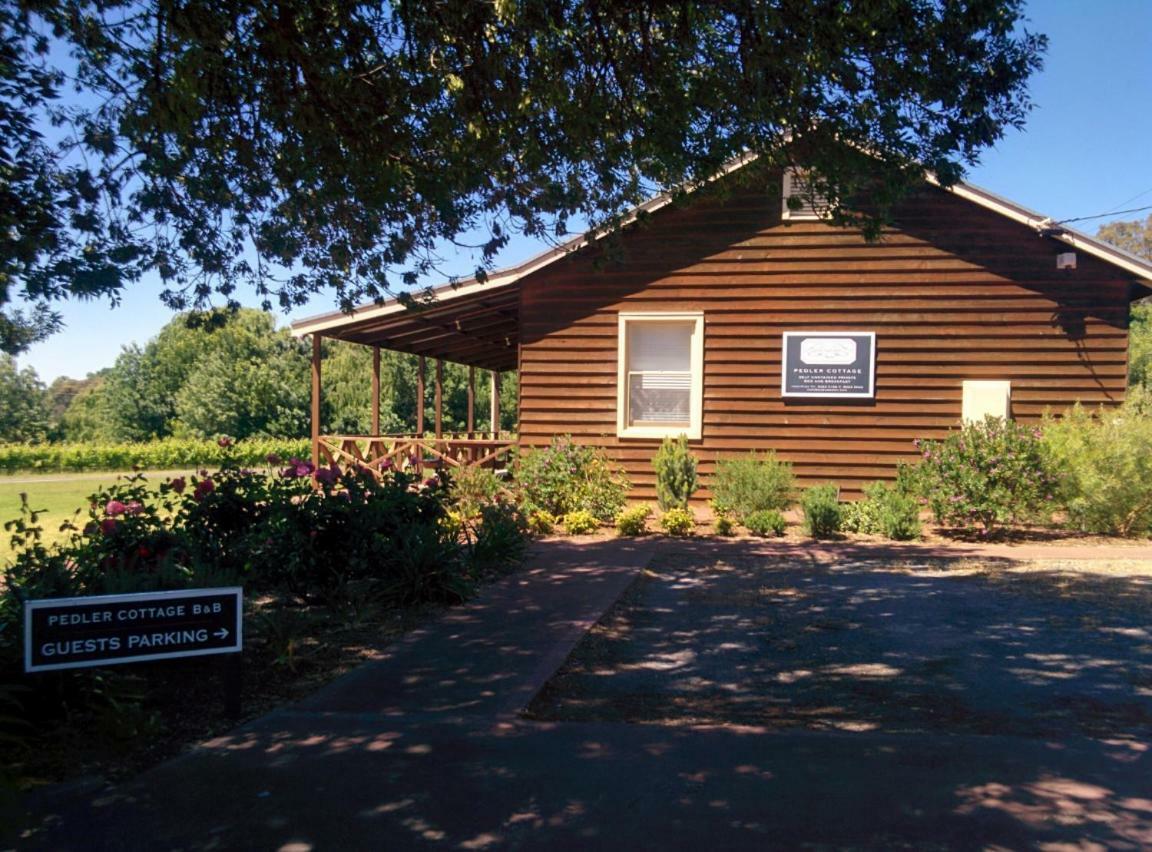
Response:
291,160,1152,368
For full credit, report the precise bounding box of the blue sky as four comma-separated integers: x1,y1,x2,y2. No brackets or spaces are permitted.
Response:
17,0,1152,383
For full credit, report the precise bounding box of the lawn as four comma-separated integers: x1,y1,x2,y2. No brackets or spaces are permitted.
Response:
0,471,191,566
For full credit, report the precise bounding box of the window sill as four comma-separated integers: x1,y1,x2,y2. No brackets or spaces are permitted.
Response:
617,425,701,441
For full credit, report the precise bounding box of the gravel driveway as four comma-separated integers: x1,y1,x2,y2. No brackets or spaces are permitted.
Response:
529,551,1152,741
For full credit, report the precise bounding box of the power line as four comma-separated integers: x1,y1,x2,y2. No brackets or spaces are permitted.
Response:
1110,185,1152,211
1055,204,1152,226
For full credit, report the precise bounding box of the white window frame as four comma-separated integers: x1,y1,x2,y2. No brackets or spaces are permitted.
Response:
616,312,704,440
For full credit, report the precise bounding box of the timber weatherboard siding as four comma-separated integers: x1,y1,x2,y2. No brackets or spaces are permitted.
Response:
516,181,1132,501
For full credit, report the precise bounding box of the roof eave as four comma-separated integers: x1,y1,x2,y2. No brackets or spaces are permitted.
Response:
928,176,1152,288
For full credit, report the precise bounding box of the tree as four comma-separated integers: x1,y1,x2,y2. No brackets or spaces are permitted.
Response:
165,311,311,439
1098,216,1152,390
0,354,49,441
2,1,1045,353
1097,215,1152,262
56,371,117,442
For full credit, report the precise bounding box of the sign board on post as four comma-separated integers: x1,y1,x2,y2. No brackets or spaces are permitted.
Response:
25,587,242,673
781,332,876,399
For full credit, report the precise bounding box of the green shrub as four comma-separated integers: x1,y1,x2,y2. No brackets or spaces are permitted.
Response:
563,509,599,535
516,436,628,521
466,501,529,574
615,504,652,536
744,508,786,537
842,482,922,541
908,416,1056,535
659,508,695,536
870,482,921,541
801,484,842,539
713,515,735,536
1043,401,1152,535
652,435,698,511
840,496,881,535
526,510,557,536
711,451,794,520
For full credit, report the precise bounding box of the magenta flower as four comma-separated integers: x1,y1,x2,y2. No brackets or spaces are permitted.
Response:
266,453,282,466
105,499,127,517
100,517,118,535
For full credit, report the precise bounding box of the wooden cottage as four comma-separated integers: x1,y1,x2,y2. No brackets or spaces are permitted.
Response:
291,163,1152,500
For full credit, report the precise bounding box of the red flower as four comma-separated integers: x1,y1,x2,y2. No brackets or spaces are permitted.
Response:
138,545,152,558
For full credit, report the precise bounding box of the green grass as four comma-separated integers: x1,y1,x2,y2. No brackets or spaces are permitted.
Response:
0,471,191,567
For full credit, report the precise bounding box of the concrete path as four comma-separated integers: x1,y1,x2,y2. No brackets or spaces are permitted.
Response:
10,537,1152,851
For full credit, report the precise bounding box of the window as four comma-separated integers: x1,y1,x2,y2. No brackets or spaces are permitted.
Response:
782,168,829,221
617,312,704,439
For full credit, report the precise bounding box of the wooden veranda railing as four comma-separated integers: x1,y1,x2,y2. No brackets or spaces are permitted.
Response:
317,433,517,478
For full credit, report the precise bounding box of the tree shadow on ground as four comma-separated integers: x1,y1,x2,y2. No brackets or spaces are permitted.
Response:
529,542,1152,741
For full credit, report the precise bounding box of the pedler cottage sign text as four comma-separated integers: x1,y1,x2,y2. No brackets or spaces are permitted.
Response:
781,332,876,399
25,587,243,673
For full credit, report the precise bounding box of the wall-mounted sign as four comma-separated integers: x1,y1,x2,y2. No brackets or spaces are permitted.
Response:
781,332,876,398
25,587,242,673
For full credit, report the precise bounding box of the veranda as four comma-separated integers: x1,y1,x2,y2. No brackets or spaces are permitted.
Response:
291,277,522,478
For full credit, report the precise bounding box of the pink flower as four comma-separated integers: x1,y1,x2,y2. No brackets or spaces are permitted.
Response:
105,500,127,517
100,518,118,535
125,501,144,515
169,476,186,494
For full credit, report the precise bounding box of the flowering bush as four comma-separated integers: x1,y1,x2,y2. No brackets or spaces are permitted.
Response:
526,510,557,536
615,504,652,536
659,508,695,536
908,416,1056,535
1,452,521,614
563,510,599,535
450,466,507,518
516,436,628,521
